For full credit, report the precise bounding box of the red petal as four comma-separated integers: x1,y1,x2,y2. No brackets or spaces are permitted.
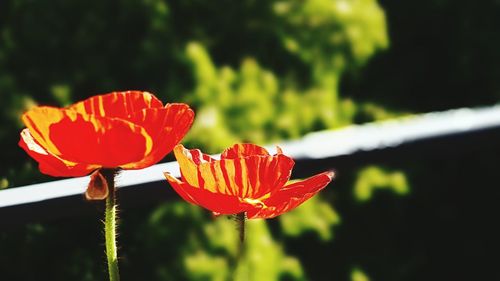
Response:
234,154,295,198
221,143,271,159
247,171,334,219
22,107,152,167
69,91,163,119
163,172,198,204
186,148,215,164
18,129,96,177
164,172,252,215
174,144,295,199
85,170,109,200
121,104,195,169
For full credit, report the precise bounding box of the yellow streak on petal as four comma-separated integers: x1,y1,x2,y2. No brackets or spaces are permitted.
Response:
22,108,69,155
224,160,237,195
239,158,249,197
143,92,153,107
98,96,105,116
253,159,261,197
213,161,229,195
173,145,199,187
143,131,153,156
131,122,152,156
237,144,244,156
72,103,86,115
243,197,266,208
259,192,271,200
199,164,217,193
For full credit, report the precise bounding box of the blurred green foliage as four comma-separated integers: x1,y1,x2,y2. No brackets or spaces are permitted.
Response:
132,202,308,281
2,0,499,280
354,166,410,202
350,268,370,281
182,0,388,152
274,0,388,72
279,195,340,241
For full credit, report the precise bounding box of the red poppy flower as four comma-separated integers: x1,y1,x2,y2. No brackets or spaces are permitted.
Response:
164,143,334,219
19,91,194,199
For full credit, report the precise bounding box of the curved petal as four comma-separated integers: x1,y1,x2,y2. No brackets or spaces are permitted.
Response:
164,172,198,204
221,143,270,159
69,91,163,119
230,154,295,198
185,148,215,164
247,171,334,219
18,129,96,177
172,144,204,187
22,107,152,167
164,172,254,215
173,144,295,199
121,104,195,169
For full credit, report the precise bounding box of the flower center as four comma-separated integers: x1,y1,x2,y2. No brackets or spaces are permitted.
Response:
242,197,266,208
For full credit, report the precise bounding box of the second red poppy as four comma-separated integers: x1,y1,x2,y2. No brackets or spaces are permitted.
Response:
165,143,334,219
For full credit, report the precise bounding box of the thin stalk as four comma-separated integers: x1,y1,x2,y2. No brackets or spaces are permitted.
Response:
236,212,246,259
233,212,247,281
103,169,120,281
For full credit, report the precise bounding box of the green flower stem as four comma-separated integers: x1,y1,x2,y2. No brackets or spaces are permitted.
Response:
233,212,247,280
103,169,120,281
236,212,246,259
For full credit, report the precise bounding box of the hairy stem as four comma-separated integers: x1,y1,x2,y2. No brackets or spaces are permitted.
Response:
233,212,247,280
236,212,246,261
103,169,120,281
